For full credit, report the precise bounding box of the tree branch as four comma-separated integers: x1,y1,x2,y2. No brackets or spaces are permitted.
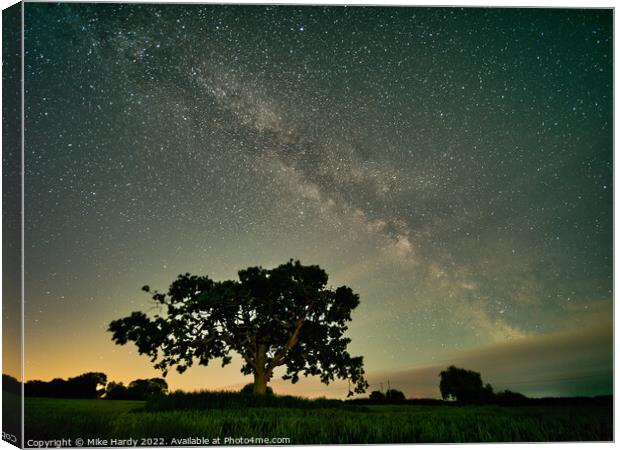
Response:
266,318,304,372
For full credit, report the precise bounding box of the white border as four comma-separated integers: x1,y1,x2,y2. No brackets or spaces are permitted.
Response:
0,2,615,450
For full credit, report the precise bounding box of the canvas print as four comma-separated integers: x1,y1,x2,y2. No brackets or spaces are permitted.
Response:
2,2,613,446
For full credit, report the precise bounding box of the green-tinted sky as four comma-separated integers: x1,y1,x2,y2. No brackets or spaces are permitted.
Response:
20,4,612,398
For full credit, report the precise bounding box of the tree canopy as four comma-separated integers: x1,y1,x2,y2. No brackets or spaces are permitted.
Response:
439,366,494,404
367,388,405,403
3,375,21,395
108,260,368,395
25,372,107,398
369,390,385,402
104,378,168,400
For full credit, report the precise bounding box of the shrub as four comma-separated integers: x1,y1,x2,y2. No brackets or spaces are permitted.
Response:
240,383,273,395
144,390,362,411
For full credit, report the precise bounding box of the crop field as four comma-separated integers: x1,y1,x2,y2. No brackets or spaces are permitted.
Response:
19,393,613,444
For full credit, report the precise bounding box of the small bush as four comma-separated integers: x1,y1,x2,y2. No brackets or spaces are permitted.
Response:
240,383,274,395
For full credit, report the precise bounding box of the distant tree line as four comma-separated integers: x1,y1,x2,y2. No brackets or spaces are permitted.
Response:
2,373,168,400
439,365,529,406
3,374,21,395
4,366,609,408
368,389,406,403
25,372,107,398
104,378,168,400
351,365,531,406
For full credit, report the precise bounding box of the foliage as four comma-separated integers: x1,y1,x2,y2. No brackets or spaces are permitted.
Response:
104,378,168,400
3,374,21,395
369,390,385,401
128,378,169,398
24,396,613,443
108,260,368,395
385,389,406,402
240,383,273,396
439,366,494,404
104,382,128,400
25,372,107,399
367,389,406,403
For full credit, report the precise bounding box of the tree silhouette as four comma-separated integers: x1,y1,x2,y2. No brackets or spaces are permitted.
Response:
25,372,107,398
439,366,494,404
2,375,20,395
369,390,385,402
368,388,405,403
67,372,108,398
104,378,167,400
128,378,168,398
385,388,406,402
108,260,368,395
104,381,128,400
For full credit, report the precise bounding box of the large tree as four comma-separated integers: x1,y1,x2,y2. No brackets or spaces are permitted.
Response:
439,366,494,404
108,260,368,395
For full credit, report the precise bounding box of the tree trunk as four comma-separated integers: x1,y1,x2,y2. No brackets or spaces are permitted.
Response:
253,371,268,395
252,343,269,395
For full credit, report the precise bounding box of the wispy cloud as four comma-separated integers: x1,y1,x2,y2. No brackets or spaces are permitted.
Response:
247,322,613,399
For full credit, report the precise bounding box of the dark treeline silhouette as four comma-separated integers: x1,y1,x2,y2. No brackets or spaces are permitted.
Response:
25,372,107,398
350,365,612,408
438,366,613,407
505,394,612,407
104,378,168,400
438,366,538,405
145,389,349,412
5,370,611,409
3,374,21,395
348,394,612,407
366,389,406,403
16,372,166,400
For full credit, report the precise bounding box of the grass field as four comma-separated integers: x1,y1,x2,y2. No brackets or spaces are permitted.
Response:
20,394,612,444
3,391,22,445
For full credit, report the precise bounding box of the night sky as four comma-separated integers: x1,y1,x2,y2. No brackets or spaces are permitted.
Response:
20,4,612,398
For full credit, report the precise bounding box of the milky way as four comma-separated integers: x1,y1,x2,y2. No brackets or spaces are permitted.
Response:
20,4,612,396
